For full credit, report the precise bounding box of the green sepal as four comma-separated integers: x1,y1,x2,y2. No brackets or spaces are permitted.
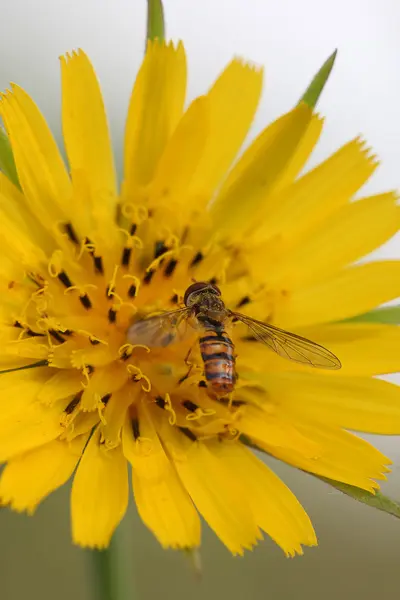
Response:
344,306,400,325
147,0,165,42
318,477,400,519
299,49,337,108
0,126,20,188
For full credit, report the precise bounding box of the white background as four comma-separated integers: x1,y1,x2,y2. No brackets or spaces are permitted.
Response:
0,1,400,599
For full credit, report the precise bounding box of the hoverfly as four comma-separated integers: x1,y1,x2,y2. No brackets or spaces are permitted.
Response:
127,282,341,396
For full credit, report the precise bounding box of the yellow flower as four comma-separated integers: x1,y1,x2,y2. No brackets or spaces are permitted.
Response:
0,41,400,557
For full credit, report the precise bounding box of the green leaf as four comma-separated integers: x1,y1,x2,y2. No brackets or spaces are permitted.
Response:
319,477,400,519
147,0,165,42
344,306,400,325
299,49,337,109
0,126,20,188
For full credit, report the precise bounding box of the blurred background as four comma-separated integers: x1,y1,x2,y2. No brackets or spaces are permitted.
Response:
1,0,400,598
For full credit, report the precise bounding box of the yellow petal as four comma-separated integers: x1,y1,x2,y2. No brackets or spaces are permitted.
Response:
210,103,313,235
218,443,317,556
123,41,186,194
38,370,84,405
275,261,400,328
0,84,72,226
160,422,261,555
237,323,400,377
266,192,400,289
252,371,400,434
188,59,263,199
0,436,86,513
250,137,378,248
271,113,323,192
257,423,390,492
0,398,65,462
71,428,128,548
149,96,209,211
60,50,117,237
122,404,200,549
238,403,321,458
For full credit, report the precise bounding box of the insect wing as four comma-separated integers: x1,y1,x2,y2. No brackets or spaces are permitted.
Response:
233,313,341,370
128,308,191,348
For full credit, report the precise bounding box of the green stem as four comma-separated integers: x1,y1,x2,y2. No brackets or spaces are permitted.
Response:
90,525,137,600
146,0,165,42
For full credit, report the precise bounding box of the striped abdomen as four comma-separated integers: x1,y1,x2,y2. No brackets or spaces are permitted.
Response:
199,330,236,395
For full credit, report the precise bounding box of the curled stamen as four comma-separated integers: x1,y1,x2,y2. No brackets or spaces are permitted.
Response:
127,364,152,392
186,408,217,421
64,283,97,296
48,250,64,277
121,202,148,223
119,343,150,360
164,393,177,426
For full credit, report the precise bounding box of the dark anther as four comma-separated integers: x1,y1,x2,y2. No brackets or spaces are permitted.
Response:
128,284,137,297
86,365,95,375
132,417,140,440
198,380,207,388
179,427,197,441
130,223,137,236
64,223,79,245
119,347,131,360
190,251,204,267
232,316,239,323
90,338,100,345
93,256,104,275
121,247,132,267
58,271,73,288
209,277,218,285
25,328,45,338
155,396,166,409
101,393,112,406
105,285,114,298
164,259,178,277
80,294,92,310
219,398,246,407
143,269,155,285
236,296,251,308
154,240,168,259
13,321,23,328
65,392,83,414
183,400,198,413
49,329,66,344
63,329,73,336
170,293,179,304
108,308,117,323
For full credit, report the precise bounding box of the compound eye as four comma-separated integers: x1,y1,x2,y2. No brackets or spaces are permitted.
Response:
183,282,208,305
209,284,221,296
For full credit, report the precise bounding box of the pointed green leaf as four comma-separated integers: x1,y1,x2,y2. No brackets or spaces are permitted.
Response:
299,49,337,108
147,0,165,42
319,477,400,519
344,306,400,325
0,126,20,188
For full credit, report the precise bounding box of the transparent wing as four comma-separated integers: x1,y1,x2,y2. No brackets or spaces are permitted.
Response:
233,312,341,370
127,308,191,347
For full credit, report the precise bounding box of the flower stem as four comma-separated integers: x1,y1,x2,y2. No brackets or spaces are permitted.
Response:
90,525,137,600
